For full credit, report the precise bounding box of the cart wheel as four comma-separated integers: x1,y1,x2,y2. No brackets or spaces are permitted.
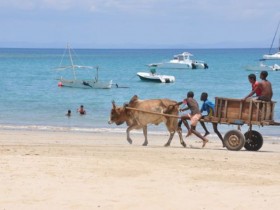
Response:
224,130,245,151
244,130,263,151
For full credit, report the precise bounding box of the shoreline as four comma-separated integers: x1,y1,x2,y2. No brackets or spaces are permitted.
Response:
1,129,280,210
0,128,279,148
1,122,280,138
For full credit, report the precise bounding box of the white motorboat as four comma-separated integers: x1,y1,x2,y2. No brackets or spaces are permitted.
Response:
263,21,280,60
137,71,175,83
149,52,208,69
55,44,113,89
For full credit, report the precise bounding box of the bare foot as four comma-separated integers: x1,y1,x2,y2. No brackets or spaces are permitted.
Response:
203,132,210,137
202,139,209,148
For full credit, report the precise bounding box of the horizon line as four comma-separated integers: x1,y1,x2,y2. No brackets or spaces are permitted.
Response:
0,46,271,50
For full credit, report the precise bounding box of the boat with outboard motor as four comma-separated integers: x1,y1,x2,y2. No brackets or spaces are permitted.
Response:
137,72,175,83
149,52,208,69
137,66,175,83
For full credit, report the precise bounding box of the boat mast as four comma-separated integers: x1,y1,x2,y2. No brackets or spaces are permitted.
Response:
279,36,280,51
68,43,77,80
268,21,280,54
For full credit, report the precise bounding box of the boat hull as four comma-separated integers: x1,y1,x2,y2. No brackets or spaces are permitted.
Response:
156,62,192,69
245,64,280,71
263,53,280,60
151,61,208,69
245,65,272,71
59,79,113,89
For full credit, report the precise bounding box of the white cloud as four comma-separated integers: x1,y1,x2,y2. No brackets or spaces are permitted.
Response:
42,0,77,10
160,0,280,21
0,0,36,10
0,0,159,11
1,0,279,20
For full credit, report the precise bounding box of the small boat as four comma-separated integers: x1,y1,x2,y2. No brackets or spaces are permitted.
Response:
272,64,280,71
56,44,113,89
263,21,280,60
245,61,280,71
137,67,175,83
137,72,175,83
245,61,273,71
149,52,208,69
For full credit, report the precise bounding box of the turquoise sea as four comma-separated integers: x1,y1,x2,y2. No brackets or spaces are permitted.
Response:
0,48,279,137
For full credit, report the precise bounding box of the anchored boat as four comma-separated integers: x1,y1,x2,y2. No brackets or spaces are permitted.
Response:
55,44,113,89
149,52,208,69
263,21,280,60
137,66,175,83
137,72,175,83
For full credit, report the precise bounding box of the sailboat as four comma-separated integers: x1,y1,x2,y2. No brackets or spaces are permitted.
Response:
263,21,280,60
56,44,113,89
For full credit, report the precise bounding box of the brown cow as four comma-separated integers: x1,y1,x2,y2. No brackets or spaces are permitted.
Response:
108,95,186,147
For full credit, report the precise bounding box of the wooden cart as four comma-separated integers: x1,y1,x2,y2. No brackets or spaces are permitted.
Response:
203,97,280,151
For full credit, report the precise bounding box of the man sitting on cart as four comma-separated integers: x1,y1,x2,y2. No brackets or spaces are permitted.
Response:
247,73,262,98
244,71,273,102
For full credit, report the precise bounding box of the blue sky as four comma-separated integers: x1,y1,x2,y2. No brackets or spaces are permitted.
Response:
0,0,280,48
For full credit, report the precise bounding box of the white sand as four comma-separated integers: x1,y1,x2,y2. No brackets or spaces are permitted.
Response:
0,129,280,210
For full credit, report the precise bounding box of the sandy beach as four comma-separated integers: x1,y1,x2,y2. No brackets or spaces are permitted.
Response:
0,129,280,210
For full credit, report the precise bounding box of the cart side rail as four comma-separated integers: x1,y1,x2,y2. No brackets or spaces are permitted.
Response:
202,97,279,126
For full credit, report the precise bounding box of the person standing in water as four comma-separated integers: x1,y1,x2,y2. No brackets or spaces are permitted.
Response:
66,109,71,117
77,105,86,115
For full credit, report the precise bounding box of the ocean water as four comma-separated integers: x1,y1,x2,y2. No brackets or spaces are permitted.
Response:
0,48,279,136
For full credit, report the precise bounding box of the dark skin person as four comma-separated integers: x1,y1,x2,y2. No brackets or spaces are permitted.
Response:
176,92,208,148
244,71,273,101
199,93,225,147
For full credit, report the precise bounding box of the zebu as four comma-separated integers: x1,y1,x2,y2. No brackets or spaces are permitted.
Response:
108,95,186,147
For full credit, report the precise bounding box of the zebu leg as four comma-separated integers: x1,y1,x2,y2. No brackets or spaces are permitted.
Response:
164,131,175,147
164,118,186,147
126,125,139,144
142,125,148,146
164,119,175,147
126,124,143,145
126,126,133,144
177,126,186,147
